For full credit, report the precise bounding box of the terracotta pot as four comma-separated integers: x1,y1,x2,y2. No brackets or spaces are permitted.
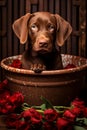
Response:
1,54,87,106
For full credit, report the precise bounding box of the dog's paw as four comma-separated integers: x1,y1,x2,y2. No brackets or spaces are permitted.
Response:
30,64,46,73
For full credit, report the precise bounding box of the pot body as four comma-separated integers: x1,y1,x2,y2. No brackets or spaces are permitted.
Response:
1,54,87,105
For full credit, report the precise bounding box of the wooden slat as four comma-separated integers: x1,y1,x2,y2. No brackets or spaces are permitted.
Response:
13,0,19,55
38,0,44,11
7,0,12,57
19,0,25,54
26,0,38,13
31,4,38,12
66,0,72,54
79,0,86,57
0,30,6,36
0,8,2,62
60,0,67,18
26,0,31,13
60,1,67,54
0,5,7,81
42,0,48,12
55,0,60,14
72,30,81,36
2,6,7,59
49,0,54,13
71,4,79,55
0,0,6,6
30,0,38,4
73,0,81,5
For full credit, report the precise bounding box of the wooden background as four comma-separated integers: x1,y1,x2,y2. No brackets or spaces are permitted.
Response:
0,0,87,81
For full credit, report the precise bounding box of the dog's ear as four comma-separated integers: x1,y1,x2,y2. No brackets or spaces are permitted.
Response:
54,14,72,46
12,13,31,44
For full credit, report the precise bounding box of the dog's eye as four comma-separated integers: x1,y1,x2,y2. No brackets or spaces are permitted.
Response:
31,24,38,31
48,25,55,32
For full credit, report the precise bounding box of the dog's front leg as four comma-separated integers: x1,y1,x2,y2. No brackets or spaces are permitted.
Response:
30,63,46,73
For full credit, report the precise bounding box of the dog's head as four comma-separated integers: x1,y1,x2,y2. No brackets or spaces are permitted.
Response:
12,12,72,54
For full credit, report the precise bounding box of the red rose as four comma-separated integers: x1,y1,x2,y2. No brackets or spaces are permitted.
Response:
83,107,87,117
21,108,42,125
5,103,16,113
44,108,58,122
0,107,8,114
3,79,8,85
28,108,42,125
10,59,22,68
16,120,31,130
9,92,24,106
0,79,8,90
0,102,16,114
71,98,85,108
64,64,76,69
21,109,31,121
0,98,7,114
71,107,85,117
0,91,11,99
56,117,73,130
0,91,12,114
63,110,76,122
31,116,42,125
0,98,6,105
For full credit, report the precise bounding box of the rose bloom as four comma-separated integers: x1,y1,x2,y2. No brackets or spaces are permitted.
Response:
2,103,16,114
0,91,13,114
63,110,76,122
9,92,24,106
83,107,87,117
56,117,73,130
0,98,7,105
44,108,58,122
16,120,31,130
0,91,10,106
0,79,8,90
10,59,22,68
71,107,85,118
28,108,42,124
21,108,42,125
0,91,11,100
64,64,76,69
21,109,31,121
71,98,85,108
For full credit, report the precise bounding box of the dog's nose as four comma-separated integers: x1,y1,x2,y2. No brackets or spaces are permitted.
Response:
39,42,48,48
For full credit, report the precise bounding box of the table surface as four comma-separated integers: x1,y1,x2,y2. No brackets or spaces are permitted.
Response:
0,116,15,130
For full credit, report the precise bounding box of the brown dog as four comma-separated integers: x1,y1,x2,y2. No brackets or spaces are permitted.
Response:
12,12,72,73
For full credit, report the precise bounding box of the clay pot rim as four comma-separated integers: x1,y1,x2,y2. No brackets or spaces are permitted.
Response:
1,54,87,75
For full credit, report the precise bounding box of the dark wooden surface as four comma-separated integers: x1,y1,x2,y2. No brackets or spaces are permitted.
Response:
0,116,15,130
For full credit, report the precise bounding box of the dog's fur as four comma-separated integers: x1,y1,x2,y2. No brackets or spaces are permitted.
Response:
12,12,72,73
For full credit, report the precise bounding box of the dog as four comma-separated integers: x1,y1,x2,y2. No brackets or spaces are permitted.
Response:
12,12,72,73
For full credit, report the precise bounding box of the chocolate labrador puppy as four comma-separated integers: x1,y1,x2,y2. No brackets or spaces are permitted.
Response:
12,12,72,73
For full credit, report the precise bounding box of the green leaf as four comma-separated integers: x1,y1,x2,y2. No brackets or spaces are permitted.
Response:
21,103,31,111
22,103,30,107
84,118,87,125
76,118,87,126
74,126,86,130
40,104,47,111
40,96,54,110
